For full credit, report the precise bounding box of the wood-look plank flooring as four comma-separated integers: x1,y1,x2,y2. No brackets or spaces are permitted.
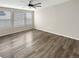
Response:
0,29,79,58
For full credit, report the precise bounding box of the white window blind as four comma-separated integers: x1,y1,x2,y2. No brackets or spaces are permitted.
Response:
0,11,11,30
26,12,33,26
14,11,25,27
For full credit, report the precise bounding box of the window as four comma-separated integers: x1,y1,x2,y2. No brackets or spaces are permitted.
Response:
26,12,33,26
0,10,33,32
0,11,11,30
14,11,25,27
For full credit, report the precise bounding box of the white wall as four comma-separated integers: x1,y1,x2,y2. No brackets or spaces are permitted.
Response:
35,0,79,40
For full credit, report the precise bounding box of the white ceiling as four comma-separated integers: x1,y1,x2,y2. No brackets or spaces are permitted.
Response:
0,0,70,10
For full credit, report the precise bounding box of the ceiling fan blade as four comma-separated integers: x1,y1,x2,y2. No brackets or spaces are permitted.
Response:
34,3,41,5
35,6,42,7
29,0,33,4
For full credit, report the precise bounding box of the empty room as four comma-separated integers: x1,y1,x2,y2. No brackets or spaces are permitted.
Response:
0,0,79,58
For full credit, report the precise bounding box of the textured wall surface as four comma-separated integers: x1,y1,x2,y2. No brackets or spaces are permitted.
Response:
35,0,79,40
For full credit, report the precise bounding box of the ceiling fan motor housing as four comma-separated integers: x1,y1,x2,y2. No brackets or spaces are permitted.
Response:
28,4,34,7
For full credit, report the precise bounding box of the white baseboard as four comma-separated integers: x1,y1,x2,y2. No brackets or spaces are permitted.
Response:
35,28,78,40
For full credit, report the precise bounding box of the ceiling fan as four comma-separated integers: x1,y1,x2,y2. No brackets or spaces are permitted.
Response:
28,0,42,8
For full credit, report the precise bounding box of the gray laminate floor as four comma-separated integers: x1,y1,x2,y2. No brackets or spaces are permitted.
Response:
0,29,79,58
